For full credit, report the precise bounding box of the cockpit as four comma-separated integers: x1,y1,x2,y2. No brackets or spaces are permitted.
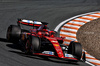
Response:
37,25,55,37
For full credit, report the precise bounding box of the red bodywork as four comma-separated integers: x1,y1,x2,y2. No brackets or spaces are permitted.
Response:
18,19,78,62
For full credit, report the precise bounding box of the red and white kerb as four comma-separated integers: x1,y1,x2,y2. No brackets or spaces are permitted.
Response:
60,12,100,65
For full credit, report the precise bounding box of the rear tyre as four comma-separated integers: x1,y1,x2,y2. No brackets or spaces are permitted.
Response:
6,25,21,43
68,41,82,60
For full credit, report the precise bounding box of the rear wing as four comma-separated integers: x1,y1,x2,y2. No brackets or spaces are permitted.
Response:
17,19,48,27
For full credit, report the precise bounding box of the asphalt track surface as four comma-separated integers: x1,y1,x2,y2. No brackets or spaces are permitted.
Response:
0,0,100,66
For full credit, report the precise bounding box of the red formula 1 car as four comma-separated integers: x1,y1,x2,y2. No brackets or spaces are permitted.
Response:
6,19,85,62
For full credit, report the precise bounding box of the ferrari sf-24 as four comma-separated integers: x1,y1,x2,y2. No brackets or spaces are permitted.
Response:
6,19,86,62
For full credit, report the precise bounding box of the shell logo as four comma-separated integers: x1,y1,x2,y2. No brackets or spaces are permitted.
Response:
54,44,59,46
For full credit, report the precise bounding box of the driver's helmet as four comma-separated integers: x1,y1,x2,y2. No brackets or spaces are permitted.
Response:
49,31,55,37
45,32,49,36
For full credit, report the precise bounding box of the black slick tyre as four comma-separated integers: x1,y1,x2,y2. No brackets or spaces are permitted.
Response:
31,36,41,53
6,25,21,43
68,41,82,60
25,36,41,54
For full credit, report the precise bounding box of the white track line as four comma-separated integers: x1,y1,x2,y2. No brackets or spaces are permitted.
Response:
64,24,80,28
75,18,91,22
86,59,100,63
69,21,85,25
85,61,95,66
65,37,77,41
86,54,95,58
82,16,98,19
63,41,70,44
54,11,100,32
60,32,76,36
61,28,78,32
91,14,100,16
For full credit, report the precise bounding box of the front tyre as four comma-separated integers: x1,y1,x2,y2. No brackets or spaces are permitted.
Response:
31,36,41,53
25,36,41,54
68,41,82,60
